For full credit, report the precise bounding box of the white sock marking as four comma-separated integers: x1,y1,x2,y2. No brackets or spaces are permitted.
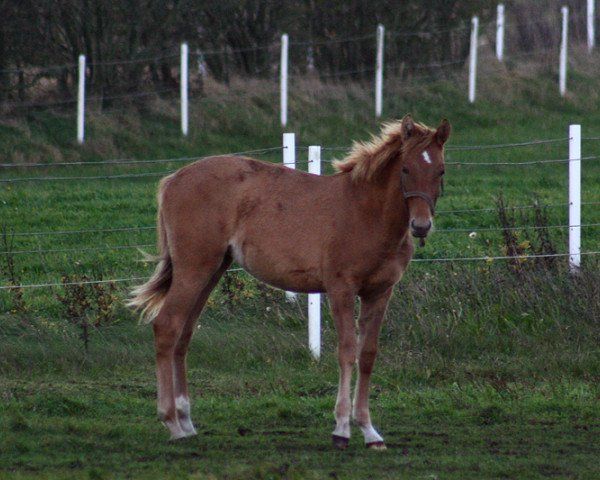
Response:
422,150,432,164
360,423,384,444
333,419,351,439
175,395,197,436
175,395,190,416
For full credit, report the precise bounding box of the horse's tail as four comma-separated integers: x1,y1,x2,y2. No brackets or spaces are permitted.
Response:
127,180,172,323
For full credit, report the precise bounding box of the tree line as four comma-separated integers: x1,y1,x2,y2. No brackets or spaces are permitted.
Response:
0,0,589,111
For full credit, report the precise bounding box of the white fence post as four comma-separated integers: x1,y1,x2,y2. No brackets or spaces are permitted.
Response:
280,33,289,127
77,54,86,144
569,124,581,273
308,145,321,360
560,6,569,96
469,16,479,103
375,24,385,118
588,0,595,52
282,132,295,167
283,132,298,302
496,4,505,61
181,42,189,136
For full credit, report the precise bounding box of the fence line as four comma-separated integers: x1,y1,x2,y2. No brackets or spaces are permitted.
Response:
4,149,597,180
4,223,599,257
88,53,179,68
439,201,600,215
323,137,571,153
0,21,549,78
446,155,600,166
7,226,156,237
0,277,148,290
1,127,598,287
4,154,596,182
3,251,600,292
0,243,155,257
387,58,467,71
0,147,285,169
290,33,376,48
0,171,172,183
435,222,600,234
446,138,569,150
411,250,600,263
0,124,597,380
0,147,286,172
9,202,600,241
388,24,472,38
0,156,201,169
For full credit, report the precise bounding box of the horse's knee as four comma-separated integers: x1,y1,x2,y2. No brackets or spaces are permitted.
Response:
338,338,357,364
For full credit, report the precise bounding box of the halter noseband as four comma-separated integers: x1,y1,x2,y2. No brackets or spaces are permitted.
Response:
402,190,436,215
400,173,439,216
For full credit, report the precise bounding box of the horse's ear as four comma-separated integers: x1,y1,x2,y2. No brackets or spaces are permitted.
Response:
435,118,451,146
401,114,414,140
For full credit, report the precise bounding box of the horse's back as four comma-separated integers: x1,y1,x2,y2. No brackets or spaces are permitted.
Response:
160,156,329,216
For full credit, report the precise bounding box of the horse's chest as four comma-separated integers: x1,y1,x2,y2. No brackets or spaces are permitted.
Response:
366,260,403,286
359,241,413,293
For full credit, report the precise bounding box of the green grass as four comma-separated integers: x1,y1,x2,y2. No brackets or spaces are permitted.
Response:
1,56,600,478
1,290,599,479
1,378,598,479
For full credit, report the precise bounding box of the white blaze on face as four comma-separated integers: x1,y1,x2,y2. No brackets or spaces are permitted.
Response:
422,150,432,164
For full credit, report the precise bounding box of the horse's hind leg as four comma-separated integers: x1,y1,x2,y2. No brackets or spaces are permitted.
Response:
153,257,227,440
172,255,232,436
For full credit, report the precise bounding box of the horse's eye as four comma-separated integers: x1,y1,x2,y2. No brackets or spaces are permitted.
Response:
402,167,410,175
439,169,445,177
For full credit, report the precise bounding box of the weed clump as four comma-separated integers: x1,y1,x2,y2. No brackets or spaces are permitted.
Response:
56,274,118,351
0,227,26,315
496,195,558,273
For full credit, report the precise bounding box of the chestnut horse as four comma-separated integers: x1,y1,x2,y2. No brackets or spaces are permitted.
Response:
129,114,451,449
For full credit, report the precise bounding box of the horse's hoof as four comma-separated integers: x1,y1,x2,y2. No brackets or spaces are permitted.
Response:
332,434,350,450
168,429,190,441
366,441,387,450
180,423,198,437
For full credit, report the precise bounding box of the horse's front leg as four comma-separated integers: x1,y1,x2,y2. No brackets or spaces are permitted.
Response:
329,291,357,449
353,287,393,449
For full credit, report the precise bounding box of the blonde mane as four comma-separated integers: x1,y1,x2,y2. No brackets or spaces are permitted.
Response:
334,120,436,182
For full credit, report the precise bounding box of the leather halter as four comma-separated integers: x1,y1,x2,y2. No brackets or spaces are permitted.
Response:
401,173,439,216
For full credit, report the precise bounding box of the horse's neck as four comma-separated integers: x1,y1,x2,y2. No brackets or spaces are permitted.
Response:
380,160,410,229
351,160,410,237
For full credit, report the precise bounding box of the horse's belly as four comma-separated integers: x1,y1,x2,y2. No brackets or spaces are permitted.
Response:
229,237,323,293
250,267,324,293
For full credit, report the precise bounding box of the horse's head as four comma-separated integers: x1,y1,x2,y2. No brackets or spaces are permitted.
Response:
399,115,451,244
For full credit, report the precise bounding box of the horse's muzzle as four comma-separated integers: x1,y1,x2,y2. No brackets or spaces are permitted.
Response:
410,219,432,239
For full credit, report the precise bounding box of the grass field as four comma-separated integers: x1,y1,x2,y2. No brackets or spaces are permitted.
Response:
1,57,600,478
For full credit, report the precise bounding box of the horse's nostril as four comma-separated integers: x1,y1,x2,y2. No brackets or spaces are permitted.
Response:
410,219,432,237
